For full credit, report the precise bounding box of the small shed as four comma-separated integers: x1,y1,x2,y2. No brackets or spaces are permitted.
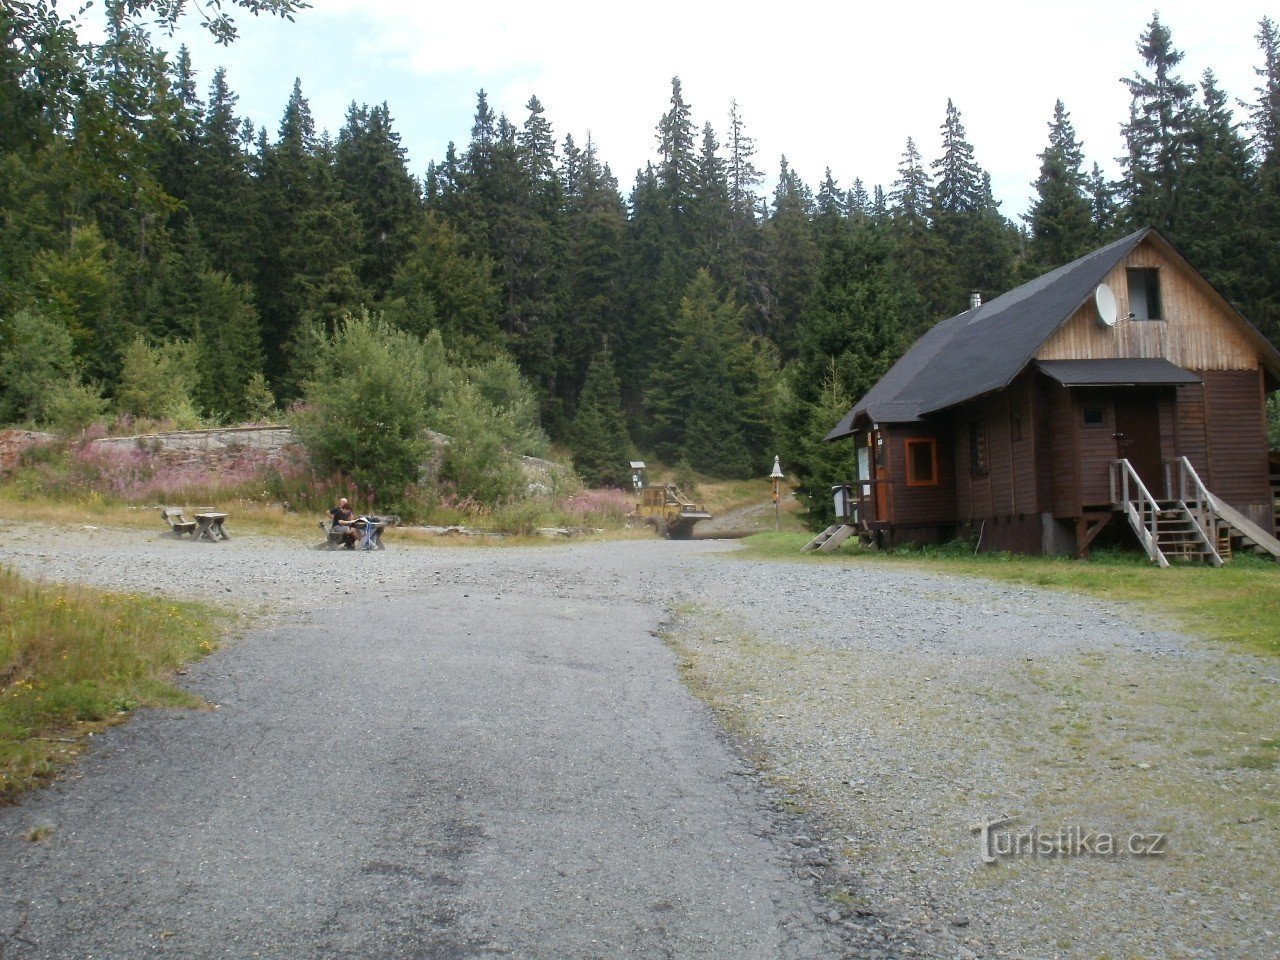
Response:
825,228,1280,564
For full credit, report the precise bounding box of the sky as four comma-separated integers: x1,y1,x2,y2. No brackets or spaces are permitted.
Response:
160,0,1273,218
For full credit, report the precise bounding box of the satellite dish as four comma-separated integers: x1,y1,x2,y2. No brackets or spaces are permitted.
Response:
1094,283,1118,327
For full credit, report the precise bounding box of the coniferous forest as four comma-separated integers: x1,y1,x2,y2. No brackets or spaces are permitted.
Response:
3,3,1280,519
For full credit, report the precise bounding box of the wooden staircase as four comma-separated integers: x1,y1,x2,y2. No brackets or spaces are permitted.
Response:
802,523,859,553
1111,459,1222,568
1141,500,1223,566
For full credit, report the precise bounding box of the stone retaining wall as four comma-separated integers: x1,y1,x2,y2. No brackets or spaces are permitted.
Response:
87,425,298,467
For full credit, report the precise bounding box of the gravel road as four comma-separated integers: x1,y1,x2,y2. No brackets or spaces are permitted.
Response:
1,522,1277,959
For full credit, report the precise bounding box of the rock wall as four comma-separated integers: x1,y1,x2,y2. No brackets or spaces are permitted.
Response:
86,425,299,468
0,429,54,473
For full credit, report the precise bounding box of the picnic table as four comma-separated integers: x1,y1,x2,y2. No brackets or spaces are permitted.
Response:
194,512,230,543
355,517,386,550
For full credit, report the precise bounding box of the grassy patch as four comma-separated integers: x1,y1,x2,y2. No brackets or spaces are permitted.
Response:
0,567,226,802
736,532,1280,655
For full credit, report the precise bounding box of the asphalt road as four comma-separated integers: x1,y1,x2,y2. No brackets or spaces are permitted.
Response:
0,540,844,959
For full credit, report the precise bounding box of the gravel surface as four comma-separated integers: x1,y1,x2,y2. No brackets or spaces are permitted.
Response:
1,521,1278,959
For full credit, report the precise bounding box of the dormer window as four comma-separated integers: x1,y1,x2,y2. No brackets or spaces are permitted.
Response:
1127,268,1162,320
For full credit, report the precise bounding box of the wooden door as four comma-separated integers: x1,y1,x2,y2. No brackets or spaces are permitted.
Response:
872,431,889,522
1114,394,1163,494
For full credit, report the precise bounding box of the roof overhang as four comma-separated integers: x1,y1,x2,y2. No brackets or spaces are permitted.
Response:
1034,358,1203,388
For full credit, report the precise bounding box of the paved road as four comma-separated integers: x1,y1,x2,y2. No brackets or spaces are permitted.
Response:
0,540,845,959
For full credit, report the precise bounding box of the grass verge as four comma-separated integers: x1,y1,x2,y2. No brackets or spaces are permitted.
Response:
0,567,226,803
737,532,1280,655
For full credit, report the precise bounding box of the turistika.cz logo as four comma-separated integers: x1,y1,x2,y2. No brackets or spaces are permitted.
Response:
970,816,1168,864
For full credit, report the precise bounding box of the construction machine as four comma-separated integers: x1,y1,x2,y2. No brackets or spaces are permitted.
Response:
628,461,712,539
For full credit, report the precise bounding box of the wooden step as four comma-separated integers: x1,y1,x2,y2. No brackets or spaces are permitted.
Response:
802,523,858,553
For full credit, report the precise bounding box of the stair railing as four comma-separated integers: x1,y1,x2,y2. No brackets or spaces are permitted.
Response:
1166,456,1218,548
1111,458,1169,567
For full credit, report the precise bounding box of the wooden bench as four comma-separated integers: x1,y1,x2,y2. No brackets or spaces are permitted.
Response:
161,508,197,537
319,517,387,550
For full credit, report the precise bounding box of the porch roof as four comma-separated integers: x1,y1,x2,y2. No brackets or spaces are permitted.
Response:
1033,358,1203,387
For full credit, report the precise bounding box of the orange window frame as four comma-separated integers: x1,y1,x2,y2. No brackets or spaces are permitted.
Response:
904,437,939,487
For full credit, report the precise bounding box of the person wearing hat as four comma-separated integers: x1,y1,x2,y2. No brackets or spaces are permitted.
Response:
328,497,359,549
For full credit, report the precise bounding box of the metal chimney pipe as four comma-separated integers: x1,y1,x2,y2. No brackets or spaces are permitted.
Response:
969,290,982,310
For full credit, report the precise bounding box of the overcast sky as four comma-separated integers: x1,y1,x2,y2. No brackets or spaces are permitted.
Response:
166,0,1272,217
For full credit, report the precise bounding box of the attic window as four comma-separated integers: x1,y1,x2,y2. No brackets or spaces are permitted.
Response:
905,438,939,487
1127,268,1162,320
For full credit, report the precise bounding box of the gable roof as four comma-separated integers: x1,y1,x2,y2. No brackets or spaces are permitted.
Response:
826,228,1280,440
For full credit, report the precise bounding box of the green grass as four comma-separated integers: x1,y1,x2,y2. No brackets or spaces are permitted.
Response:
737,532,1280,655
0,567,227,801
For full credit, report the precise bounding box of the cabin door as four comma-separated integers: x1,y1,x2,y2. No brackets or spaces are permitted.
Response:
872,430,889,522
1113,394,1163,494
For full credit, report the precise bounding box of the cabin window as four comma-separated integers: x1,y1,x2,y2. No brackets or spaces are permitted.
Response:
968,415,988,477
905,438,938,487
1082,406,1107,426
1127,268,1162,320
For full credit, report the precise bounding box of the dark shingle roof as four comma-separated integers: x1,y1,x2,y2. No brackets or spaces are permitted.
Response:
825,228,1280,441
1034,358,1202,386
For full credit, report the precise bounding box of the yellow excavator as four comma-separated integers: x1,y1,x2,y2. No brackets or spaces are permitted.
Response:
628,461,712,539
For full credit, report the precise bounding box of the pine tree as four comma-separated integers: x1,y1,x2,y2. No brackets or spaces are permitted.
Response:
1177,71,1257,306
762,156,819,357
568,347,632,487
335,101,422,294
1025,100,1096,269
646,270,774,477
1119,12,1195,231
188,67,257,283
779,221,910,525
1251,17,1280,344
690,121,731,279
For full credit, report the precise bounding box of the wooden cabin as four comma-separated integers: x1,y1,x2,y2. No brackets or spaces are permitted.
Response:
823,228,1280,565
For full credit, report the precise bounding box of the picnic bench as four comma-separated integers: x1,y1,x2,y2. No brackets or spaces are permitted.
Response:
319,516,387,550
194,512,230,543
161,508,197,537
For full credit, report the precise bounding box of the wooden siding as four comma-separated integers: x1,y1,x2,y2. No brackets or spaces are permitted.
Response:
1174,384,1210,480
1202,369,1271,507
1035,242,1259,371
883,424,956,526
1046,383,1079,517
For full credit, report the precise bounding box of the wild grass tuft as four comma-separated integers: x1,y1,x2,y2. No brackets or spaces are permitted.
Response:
0,567,226,801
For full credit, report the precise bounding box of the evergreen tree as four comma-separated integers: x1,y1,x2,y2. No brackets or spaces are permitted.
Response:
1025,100,1096,269
723,99,768,334
568,347,632,487
558,135,628,409
762,156,819,357
690,121,731,279
1250,17,1280,344
646,269,774,477
256,79,363,386
1177,71,1257,307
1119,13,1195,231
335,101,422,294
382,211,504,360
188,67,257,283
779,220,911,524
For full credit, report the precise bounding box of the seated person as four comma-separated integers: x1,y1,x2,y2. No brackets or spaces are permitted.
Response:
328,497,360,549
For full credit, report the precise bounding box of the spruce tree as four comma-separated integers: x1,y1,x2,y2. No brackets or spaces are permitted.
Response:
646,269,773,477
1251,17,1280,344
762,156,819,357
1025,100,1096,269
1119,13,1195,231
335,101,422,294
569,347,632,487
1177,71,1257,307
